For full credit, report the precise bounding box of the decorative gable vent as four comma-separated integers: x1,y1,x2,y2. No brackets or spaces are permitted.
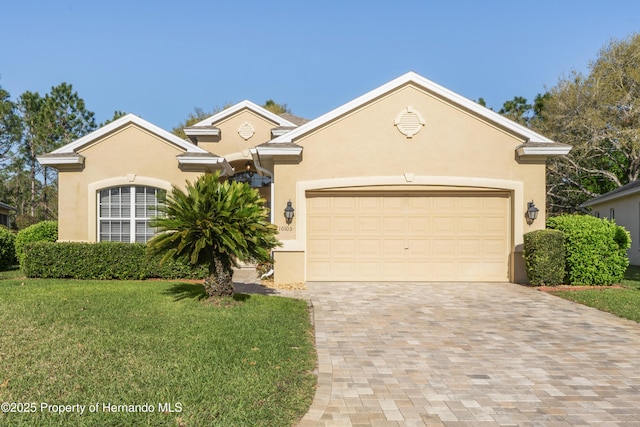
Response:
238,122,255,140
394,106,425,138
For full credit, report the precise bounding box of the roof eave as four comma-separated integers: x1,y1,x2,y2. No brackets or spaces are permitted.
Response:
516,145,572,158
37,154,85,166
177,156,234,175
184,127,220,137
252,144,303,163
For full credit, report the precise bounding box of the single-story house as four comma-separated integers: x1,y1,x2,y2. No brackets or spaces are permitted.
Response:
581,181,640,265
0,202,16,228
38,72,570,284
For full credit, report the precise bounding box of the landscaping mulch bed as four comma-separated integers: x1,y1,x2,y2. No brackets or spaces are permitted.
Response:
536,285,625,293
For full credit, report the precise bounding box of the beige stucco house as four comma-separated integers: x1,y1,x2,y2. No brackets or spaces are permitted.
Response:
0,202,15,228
39,72,570,284
581,181,640,265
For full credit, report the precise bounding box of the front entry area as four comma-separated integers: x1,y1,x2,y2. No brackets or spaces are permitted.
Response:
306,191,510,282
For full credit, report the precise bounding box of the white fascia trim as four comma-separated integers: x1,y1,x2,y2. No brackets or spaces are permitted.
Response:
271,71,554,145
271,128,291,137
581,188,640,207
184,127,220,137
37,155,84,165
177,156,234,174
192,100,297,127
51,113,208,155
254,145,303,158
516,146,572,156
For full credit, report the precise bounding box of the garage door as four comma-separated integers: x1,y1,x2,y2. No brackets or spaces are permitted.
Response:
306,192,510,281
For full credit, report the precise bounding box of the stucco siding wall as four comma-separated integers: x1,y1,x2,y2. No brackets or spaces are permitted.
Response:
57,124,202,242
198,110,277,158
588,195,640,265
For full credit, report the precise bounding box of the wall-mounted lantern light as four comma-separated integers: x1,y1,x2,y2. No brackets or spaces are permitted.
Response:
526,200,539,225
284,200,295,224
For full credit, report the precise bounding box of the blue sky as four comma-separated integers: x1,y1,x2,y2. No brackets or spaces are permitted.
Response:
2,0,640,130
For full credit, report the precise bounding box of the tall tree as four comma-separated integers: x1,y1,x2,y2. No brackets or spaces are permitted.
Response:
0,85,21,164
147,172,279,298
538,33,640,213
15,83,96,219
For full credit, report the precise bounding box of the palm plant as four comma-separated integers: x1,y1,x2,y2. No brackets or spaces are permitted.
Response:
147,172,279,298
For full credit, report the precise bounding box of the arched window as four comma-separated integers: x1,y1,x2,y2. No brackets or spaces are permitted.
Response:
98,186,165,243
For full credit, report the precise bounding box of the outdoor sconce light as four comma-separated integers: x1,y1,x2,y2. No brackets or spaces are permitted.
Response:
526,200,539,225
284,200,295,224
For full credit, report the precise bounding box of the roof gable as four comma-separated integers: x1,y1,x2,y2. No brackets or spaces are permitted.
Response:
49,113,209,155
270,71,556,146
191,100,297,128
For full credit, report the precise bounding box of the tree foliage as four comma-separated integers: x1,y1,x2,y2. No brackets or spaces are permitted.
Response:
147,172,280,298
537,34,640,212
0,85,20,162
263,99,290,115
0,83,97,224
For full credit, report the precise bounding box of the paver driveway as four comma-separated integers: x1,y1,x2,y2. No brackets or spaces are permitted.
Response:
296,282,640,426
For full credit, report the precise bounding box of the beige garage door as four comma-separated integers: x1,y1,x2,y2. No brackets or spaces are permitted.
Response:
306,192,510,282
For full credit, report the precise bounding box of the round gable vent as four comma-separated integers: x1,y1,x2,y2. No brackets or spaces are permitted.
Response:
394,106,425,138
238,122,255,140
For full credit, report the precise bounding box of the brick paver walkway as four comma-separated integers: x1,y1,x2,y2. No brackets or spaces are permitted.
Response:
233,272,640,426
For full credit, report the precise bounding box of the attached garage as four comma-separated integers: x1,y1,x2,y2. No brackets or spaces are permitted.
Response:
306,191,511,282
253,72,572,285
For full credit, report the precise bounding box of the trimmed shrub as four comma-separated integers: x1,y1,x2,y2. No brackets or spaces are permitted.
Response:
0,226,17,270
15,220,58,267
23,241,207,280
523,229,565,286
547,215,631,285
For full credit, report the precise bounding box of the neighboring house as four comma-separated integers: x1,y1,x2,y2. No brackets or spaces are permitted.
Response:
0,202,16,228
581,181,640,265
38,72,570,284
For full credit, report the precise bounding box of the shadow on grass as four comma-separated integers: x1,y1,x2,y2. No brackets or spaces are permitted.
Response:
163,283,252,303
625,265,640,282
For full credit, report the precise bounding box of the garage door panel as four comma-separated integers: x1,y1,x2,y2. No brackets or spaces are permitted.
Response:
383,261,406,280
408,217,430,233
384,239,406,256
307,260,332,280
383,217,406,234
458,239,481,256
307,193,509,282
407,238,431,256
433,216,456,234
334,239,356,255
357,217,382,234
358,239,382,256
483,238,506,253
308,239,331,256
458,216,483,233
308,216,332,233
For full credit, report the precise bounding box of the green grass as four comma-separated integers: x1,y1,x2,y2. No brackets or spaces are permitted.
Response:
0,275,316,426
547,265,640,322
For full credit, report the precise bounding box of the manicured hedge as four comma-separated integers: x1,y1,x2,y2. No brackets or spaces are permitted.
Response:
23,241,208,280
0,226,16,271
523,229,566,286
15,220,58,267
547,215,631,285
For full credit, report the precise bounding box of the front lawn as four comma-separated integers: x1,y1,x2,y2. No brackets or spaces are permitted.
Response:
0,274,316,426
546,265,640,323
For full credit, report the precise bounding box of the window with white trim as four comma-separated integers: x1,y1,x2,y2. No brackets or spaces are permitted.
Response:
98,186,164,243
